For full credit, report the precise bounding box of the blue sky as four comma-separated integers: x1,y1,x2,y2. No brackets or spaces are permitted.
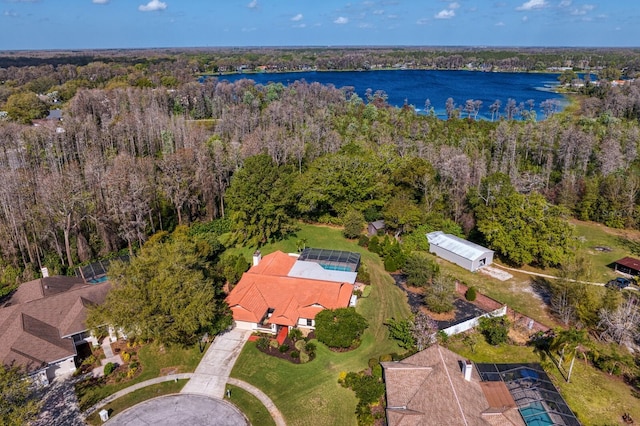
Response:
0,0,637,50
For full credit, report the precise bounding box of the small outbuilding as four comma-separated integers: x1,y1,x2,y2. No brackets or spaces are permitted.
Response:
367,220,385,236
427,231,493,272
613,257,640,277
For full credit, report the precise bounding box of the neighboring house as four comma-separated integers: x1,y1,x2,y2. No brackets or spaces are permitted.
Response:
382,345,525,426
612,256,640,277
427,231,493,272
226,249,360,335
367,220,385,236
0,276,110,385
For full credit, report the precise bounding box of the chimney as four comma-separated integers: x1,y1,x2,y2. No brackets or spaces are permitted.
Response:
464,359,473,381
252,250,262,267
41,267,49,278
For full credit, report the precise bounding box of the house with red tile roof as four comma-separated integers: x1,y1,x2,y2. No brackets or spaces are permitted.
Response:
226,250,358,334
0,276,110,385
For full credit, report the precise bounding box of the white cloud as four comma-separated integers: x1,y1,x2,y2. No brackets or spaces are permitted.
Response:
334,16,348,24
495,21,505,26
434,9,455,19
293,23,306,28
291,13,303,22
3,10,18,17
416,17,429,25
92,0,109,4
373,9,384,15
522,15,529,22
516,0,547,11
247,0,258,9
449,2,460,9
559,0,571,6
359,23,373,28
138,0,166,12
570,4,595,15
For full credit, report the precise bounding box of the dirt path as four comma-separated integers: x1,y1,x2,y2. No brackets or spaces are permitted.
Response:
492,263,604,286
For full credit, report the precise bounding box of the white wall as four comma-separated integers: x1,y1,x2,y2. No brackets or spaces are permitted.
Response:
297,318,315,328
441,305,507,336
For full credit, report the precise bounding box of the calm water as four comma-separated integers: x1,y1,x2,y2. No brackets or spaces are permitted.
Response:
211,69,567,120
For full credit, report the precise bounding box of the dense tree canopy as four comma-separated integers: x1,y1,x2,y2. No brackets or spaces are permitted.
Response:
0,365,41,426
472,174,575,267
225,154,296,246
87,226,232,346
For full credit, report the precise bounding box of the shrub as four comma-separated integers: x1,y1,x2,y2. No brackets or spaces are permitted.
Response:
278,344,289,353
269,339,279,349
465,286,477,301
290,350,300,359
357,235,369,247
295,340,306,351
129,360,139,369
356,402,374,426
343,209,365,239
299,351,310,364
368,358,379,369
121,352,131,363
127,367,137,379
424,275,455,313
103,362,116,376
379,354,392,362
304,342,316,355
368,236,380,254
315,308,368,349
288,328,303,342
256,336,270,350
478,316,510,346
371,364,383,379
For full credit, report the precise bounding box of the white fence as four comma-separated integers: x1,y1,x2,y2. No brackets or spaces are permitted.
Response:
441,305,507,336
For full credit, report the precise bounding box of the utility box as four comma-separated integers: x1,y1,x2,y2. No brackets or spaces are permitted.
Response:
99,409,109,422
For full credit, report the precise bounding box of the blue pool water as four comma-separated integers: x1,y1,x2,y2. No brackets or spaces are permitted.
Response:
320,264,352,272
520,402,553,426
88,275,108,284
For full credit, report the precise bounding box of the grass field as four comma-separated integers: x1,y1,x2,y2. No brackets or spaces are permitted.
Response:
77,342,204,411
225,384,275,426
84,380,187,425
229,223,410,426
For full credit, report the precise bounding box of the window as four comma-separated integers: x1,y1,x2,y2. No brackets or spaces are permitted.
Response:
306,319,313,327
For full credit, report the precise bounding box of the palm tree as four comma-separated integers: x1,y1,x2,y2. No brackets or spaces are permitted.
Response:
550,329,589,383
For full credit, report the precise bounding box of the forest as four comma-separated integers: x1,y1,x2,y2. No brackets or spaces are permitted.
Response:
0,49,639,297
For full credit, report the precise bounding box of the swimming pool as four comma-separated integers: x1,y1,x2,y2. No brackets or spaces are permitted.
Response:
519,402,553,426
320,264,352,272
88,275,108,284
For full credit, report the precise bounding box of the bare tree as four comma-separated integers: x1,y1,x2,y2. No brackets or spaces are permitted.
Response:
598,296,640,345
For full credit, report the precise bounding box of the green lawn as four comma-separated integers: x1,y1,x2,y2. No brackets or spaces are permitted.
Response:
225,384,276,426
84,380,187,425
76,342,204,411
229,224,410,426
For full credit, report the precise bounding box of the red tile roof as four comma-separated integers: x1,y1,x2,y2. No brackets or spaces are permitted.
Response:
226,251,353,327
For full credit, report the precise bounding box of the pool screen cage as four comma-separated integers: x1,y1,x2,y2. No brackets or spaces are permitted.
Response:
76,255,130,282
298,248,361,273
475,363,581,426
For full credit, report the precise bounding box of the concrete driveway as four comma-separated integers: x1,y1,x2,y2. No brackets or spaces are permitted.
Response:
105,394,247,426
180,328,251,398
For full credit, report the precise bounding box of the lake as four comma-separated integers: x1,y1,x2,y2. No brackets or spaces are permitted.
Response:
209,69,568,120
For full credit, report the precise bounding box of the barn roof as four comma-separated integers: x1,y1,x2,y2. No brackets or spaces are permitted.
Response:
427,231,493,262
614,257,640,272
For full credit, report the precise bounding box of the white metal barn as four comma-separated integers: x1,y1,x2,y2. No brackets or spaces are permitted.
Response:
426,231,494,272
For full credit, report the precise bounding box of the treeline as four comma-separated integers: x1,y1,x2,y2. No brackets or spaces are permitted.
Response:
0,63,639,286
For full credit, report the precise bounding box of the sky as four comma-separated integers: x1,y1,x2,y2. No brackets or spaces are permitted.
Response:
0,0,638,50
